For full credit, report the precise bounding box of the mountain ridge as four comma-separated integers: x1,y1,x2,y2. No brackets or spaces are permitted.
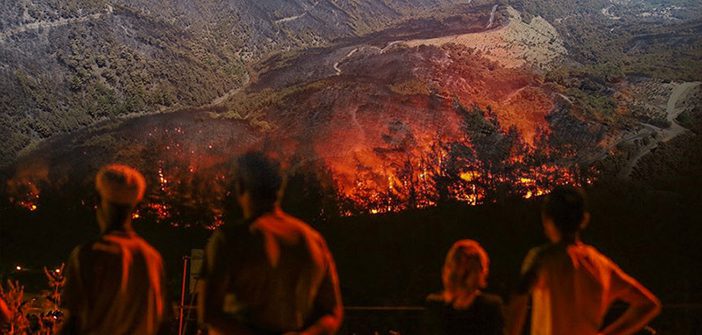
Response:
0,0,482,164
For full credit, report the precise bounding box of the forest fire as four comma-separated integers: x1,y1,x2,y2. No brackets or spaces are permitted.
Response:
6,164,45,212
3,102,590,222
329,144,581,216
2,43,597,221
250,41,594,215
313,93,586,215
1,2,700,333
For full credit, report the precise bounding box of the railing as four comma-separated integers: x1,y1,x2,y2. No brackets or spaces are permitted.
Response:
342,304,701,335
177,257,702,335
176,304,702,335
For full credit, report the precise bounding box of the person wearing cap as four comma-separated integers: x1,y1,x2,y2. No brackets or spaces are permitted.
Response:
59,164,170,335
198,151,343,335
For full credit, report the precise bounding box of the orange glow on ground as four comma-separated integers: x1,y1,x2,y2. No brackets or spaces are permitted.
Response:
5,45,596,220
314,98,582,214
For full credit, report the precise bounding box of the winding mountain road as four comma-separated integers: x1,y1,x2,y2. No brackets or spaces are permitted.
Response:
617,81,700,179
486,4,499,29
333,48,359,75
660,81,700,142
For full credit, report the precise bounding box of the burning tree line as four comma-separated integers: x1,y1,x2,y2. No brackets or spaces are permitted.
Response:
4,101,593,226
330,102,592,215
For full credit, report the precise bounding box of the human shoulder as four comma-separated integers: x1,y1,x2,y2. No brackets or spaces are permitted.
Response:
525,243,551,258
526,242,572,263
517,244,560,293
66,243,90,269
281,211,320,234
201,222,247,279
476,292,503,308
521,244,553,273
70,241,90,257
425,293,449,312
276,211,329,247
579,243,615,264
426,292,446,304
215,219,253,244
109,231,163,258
73,237,111,258
205,220,258,264
131,234,164,264
474,293,504,324
67,238,121,274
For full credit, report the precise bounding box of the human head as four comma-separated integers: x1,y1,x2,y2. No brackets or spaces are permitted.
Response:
442,240,490,298
231,151,284,217
95,164,146,232
541,185,590,243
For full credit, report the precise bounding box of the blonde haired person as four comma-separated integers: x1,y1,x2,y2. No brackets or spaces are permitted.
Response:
59,164,169,335
424,240,504,335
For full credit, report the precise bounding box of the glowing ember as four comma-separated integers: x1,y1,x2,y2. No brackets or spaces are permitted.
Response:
11,190,40,212
460,171,480,182
148,203,171,221
157,168,168,191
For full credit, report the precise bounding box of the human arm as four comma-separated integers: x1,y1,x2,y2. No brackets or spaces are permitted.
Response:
197,232,257,335
197,281,257,335
488,295,506,335
504,293,528,335
504,248,541,335
296,240,343,335
598,265,661,335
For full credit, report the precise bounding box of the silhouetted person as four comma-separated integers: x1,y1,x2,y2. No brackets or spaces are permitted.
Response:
424,240,504,335
505,186,661,335
198,151,343,335
59,164,169,335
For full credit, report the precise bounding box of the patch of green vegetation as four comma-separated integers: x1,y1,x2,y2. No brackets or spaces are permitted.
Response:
566,88,618,123
545,64,619,123
388,79,430,96
0,11,248,163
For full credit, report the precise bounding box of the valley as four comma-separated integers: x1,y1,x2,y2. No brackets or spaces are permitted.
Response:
1,0,701,217
1,4,702,332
